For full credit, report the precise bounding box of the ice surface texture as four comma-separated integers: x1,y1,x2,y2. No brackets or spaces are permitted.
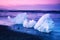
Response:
8,13,27,24
34,14,54,33
23,19,36,28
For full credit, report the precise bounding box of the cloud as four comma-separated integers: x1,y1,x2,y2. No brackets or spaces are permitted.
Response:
0,0,59,6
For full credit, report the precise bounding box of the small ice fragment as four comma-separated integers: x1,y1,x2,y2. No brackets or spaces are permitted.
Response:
23,19,29,28
28,20,36,28
23,20,36,28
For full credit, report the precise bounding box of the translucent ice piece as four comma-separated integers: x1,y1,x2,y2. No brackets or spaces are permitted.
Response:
28,20,36,28
34,14,54,33
8,13,27,24
23,20,36,28
23,19,29,28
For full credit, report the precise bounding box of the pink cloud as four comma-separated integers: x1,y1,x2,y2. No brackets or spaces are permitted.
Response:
0,0,60,6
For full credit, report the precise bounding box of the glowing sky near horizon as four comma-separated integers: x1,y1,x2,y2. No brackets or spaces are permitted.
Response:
0,0,60,6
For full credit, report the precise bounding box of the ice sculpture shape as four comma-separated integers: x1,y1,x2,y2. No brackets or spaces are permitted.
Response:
23,19,36,28
8,13,27,24
34,14,54,33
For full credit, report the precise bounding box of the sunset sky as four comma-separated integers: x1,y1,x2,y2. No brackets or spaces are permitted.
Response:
0,0,60,6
